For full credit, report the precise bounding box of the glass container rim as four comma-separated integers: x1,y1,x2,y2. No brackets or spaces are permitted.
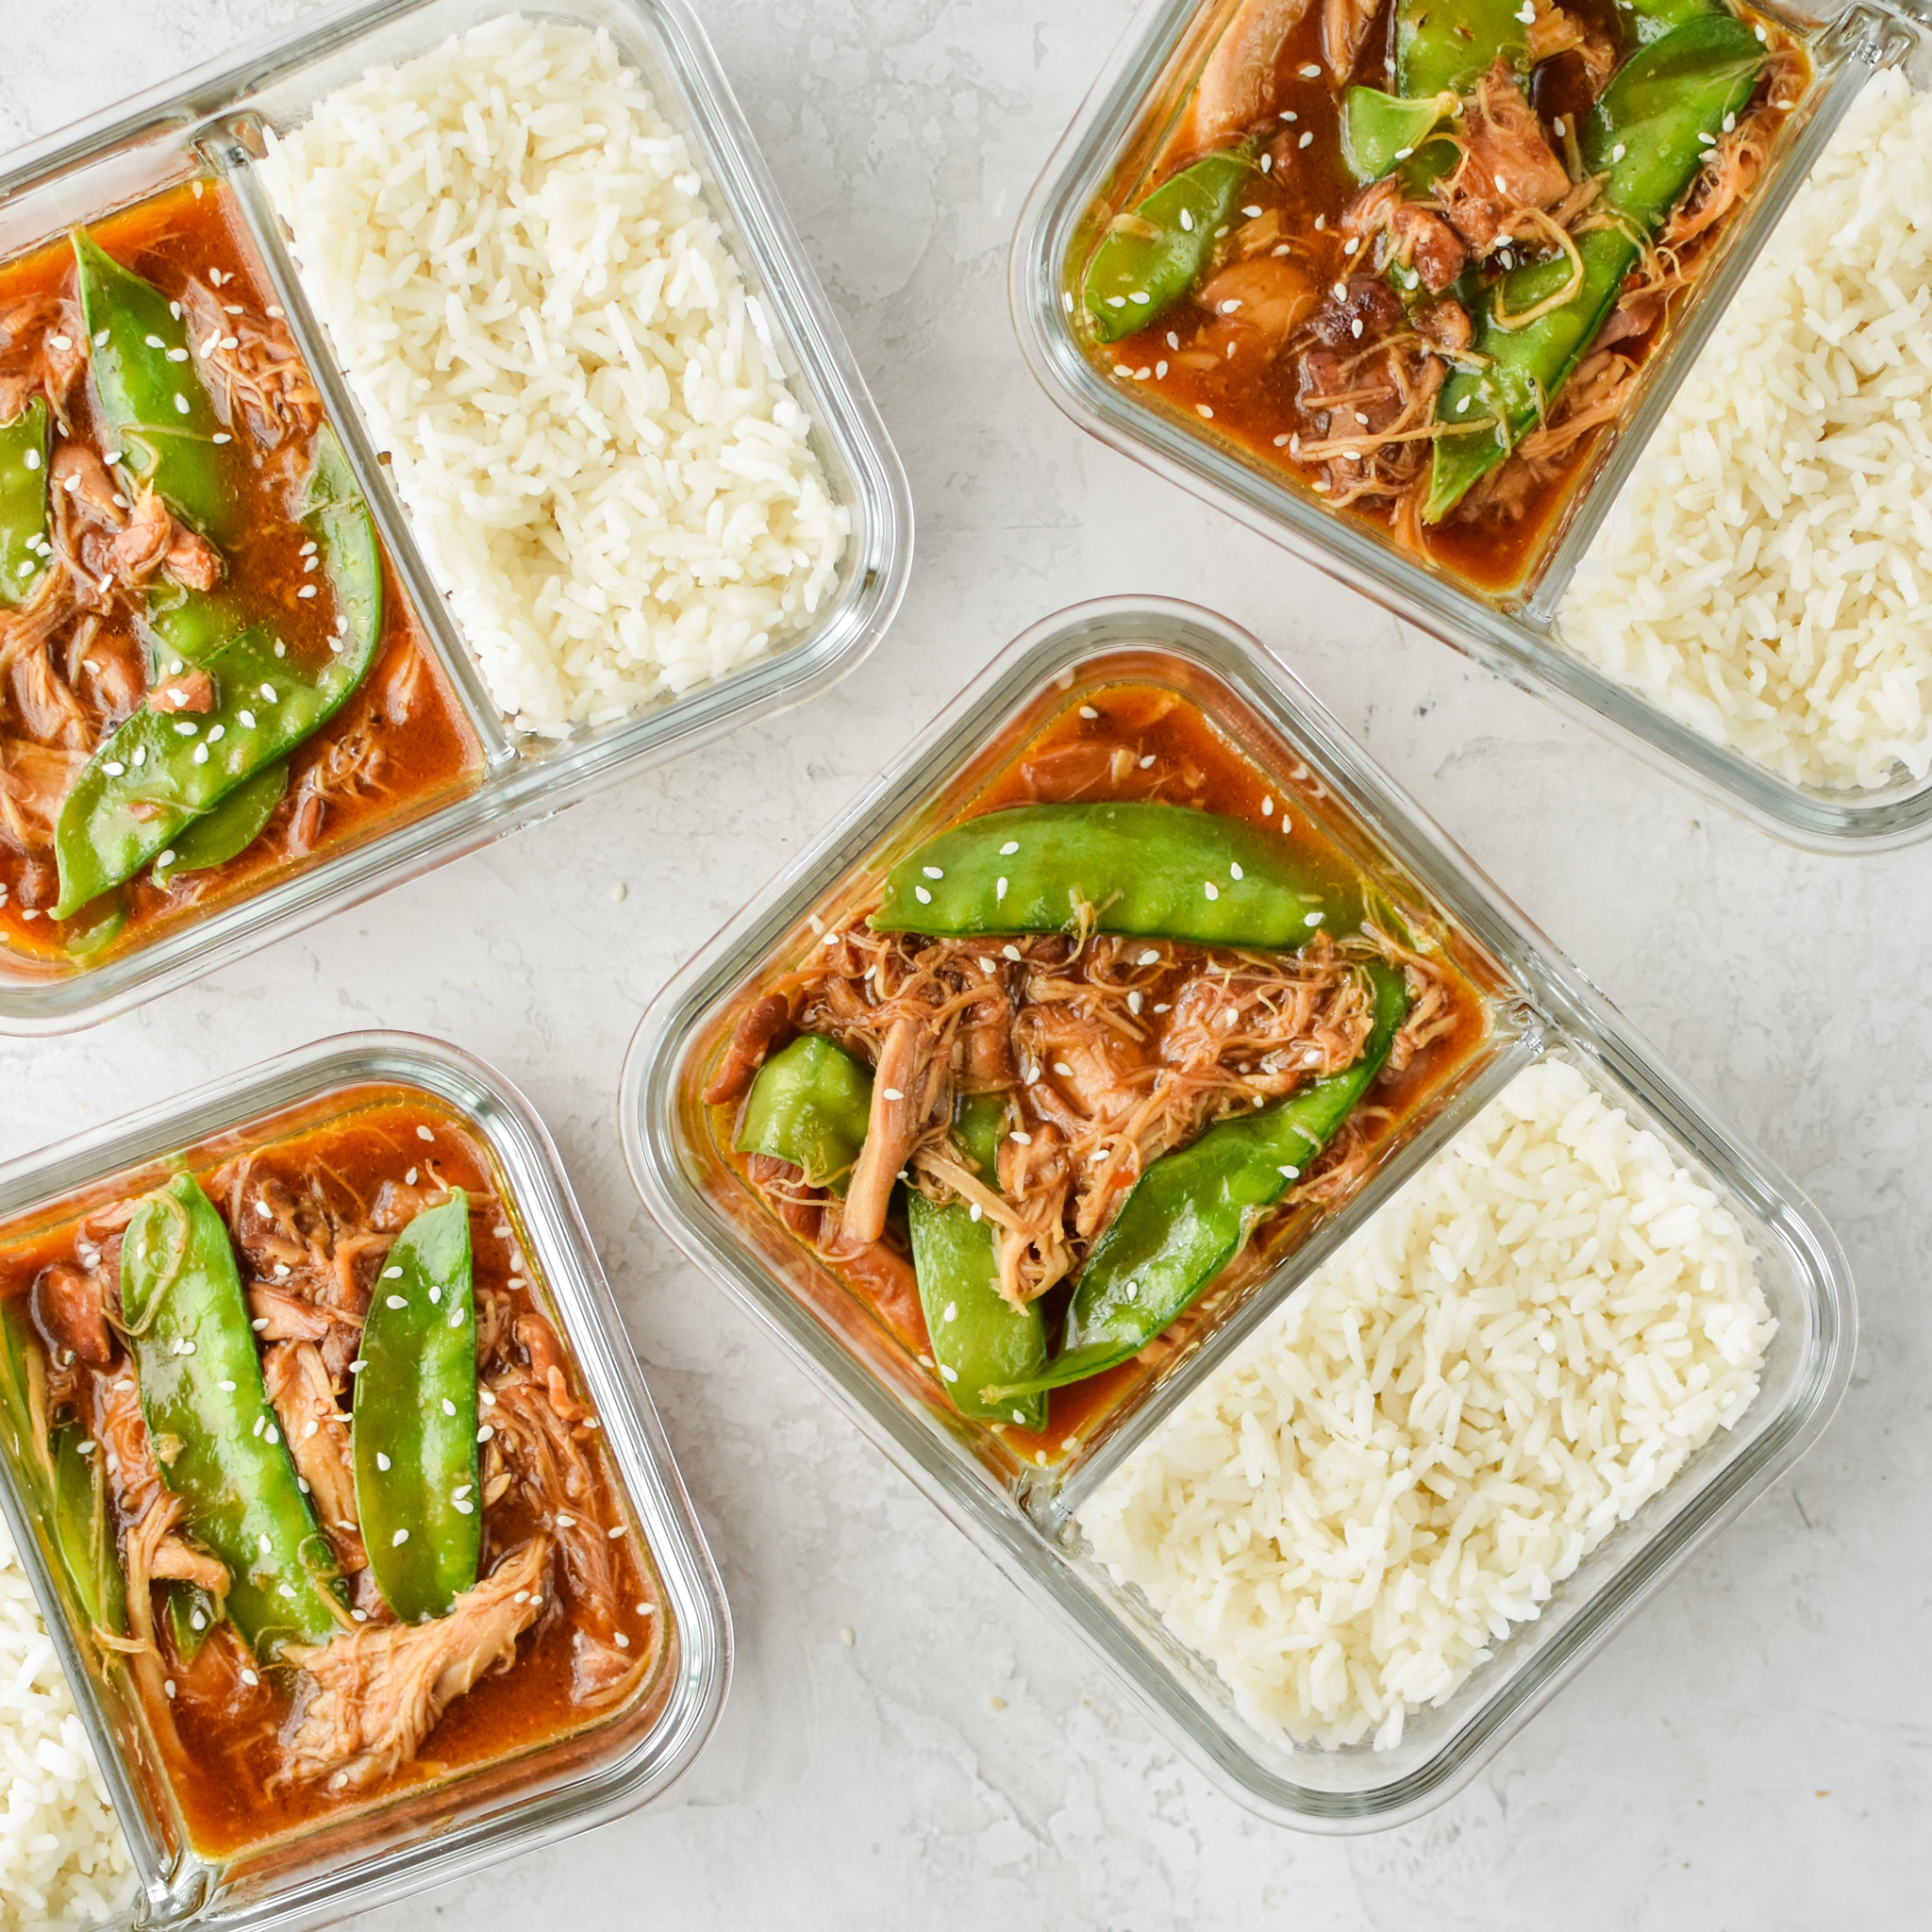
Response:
0,0,913,1036
0,1026,732,1927
1005,0,1932,853
617,593,1856,1830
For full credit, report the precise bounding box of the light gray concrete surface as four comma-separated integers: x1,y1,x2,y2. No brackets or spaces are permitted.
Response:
3,4,1926,1928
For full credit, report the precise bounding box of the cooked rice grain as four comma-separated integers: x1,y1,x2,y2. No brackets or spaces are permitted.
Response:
1559,71,1932,791
262,17,848,738
0,1516,134,1929
1077,1059,1773,1752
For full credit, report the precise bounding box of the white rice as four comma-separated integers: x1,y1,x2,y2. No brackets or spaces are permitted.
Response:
0,1517,134,1929
1077,1059,1774,1753
261,16,848,739
1558,69,1932,791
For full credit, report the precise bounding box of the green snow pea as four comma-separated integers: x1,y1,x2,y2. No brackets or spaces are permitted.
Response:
121,1172,347,1657
907,1093,1048,1432
873,804,1329,949
1083,147,1258,343
53,1424,127,1640
0,1301,49,1490
352,1191,479,1624
73,229,234,543
1398,0,1529,98
986,963,1408,1400
736,1034,874,1192
53,425,383,917
163,761,289,876
1341,88,1460,184
1426,15,1765,520
0,398,50,609
1628,0,1719,43
164,1583,222,1663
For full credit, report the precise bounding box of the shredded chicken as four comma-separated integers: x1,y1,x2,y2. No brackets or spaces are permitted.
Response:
263,1340,368,1574
0,294,86,427
283,1538,551,1790
181,281,324,454
743,911,1455,1312
1184,0,1315,151
1435,63,1572,256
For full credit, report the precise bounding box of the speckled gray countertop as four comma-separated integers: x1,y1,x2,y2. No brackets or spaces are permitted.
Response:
4,3,1926,1926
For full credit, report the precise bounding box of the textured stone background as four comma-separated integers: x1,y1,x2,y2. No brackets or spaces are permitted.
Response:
4,4,1926,1926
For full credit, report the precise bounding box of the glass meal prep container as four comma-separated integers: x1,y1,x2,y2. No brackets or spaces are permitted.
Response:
0,0,910,1035
0,1029,729,1931
621,598,1854,1830
1009,0,1932,850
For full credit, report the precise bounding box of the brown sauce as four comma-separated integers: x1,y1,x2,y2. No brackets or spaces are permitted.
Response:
0,1091,661,1859
1074,0,1807,594
706,680,1492,1469
0,179,481,968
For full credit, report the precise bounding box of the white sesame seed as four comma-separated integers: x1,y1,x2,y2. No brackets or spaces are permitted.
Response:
441,1398,457,1417
1299,61,1321,76
1197,403,1214,418
1305,910,1324,925
478,1425,494,1442
392,1529,409,1546
417,1126,433,1142
386,1294,407,1309
557,1515,575,1529
914,886,931,905
1298,131,1313,149
881,1087,904,1101
104,761,125,775
996,875,1008,900
1204,880,1219,900
376,1453,391,1471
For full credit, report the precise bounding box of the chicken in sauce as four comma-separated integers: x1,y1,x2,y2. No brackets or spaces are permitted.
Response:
0,178,478,967
706,683,1488,1458
0,1094,660,1857
1076,0,1807,591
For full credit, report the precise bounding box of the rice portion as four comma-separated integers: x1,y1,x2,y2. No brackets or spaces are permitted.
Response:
1557,69,1932,791
261,16,848,738
1077,1059,1774,1752
0,1517,135,1929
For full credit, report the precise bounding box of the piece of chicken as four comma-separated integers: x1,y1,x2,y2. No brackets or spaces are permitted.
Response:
263,1340,368,1574
283,1538,551,1790
1183,0,1312,152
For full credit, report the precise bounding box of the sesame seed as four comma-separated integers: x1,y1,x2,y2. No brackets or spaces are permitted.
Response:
996,875,1008,900
939,1364,958,1383
212,432,231,445
392,1529,409,1546
104,761,125,775
478,1425,494,1442
1179,208,1194,232
377,1453,391,1471
1197,404,1214,418
557,1515,575,1529
881,1087,904,1101
297,585,317,598
406,1167,418,1185
386,1294,407,1309
417,1126,433,1142
165,1680,176,1699
914,886,931,905
260,682,276,700
144,334,164,349
615,1632,630,1647
1305,910,1324,925
441,1398,457,1416
1298,131,1313,149
217,1378,237,1391
242,1669,258,1686
1299,61,1321,76
1230,861,1243,880
999,840,1020,856
1204,880,1219,900
265,1424,279,1444
1351,320,1363,339
173,393,190,414
173,720,196,736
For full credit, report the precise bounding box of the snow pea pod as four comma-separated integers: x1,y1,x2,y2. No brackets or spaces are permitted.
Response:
1084,148,1258,343
985,963,1408,1401
1398,0,1529,98
163,761,289,876
73,229,234,543
53,1424,127,1640
874,803,1329,949
736,1034,874,1192
121,1173,346,1657
352,1191,479,1624
53,426,383,917
1342,88,1460,184
1426,15,1766,520
0,1301,49,1490
0,398,50,609
908,1094,1048,1432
